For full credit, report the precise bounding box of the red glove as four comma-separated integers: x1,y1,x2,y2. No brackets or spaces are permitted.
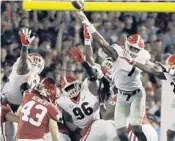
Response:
83,24,91,45
19,28,35,46
68,47,85,63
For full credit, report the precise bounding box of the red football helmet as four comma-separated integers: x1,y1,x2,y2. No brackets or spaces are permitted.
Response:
125,34,144,58
101,57,113,74
28,53,45,74
166,54,175,69
38,77,57,104
61,76,81,99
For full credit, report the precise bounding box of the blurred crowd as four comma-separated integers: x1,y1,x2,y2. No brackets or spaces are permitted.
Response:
1,1,175,140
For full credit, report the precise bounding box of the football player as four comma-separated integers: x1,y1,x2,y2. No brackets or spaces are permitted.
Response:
56,47,119,141
16,77,60,141
1,28,44,141
76,11,150,141
0,104,20,141
125,54,175,141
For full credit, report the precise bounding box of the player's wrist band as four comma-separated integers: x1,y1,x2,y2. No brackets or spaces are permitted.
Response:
81,61,97,81
84,40,91,45
21,45,28,52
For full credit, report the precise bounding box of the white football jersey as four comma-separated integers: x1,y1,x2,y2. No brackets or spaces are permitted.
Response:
56,79,100,129
111,44,151,91
4,60,40,105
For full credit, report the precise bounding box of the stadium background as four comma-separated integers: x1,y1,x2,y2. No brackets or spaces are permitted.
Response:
1,1,175,141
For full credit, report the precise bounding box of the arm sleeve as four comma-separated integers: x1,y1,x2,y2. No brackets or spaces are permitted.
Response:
81,61,98,81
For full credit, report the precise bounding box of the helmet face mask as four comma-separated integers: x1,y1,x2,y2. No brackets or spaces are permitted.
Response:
125,43,141,59
28,53,45,74
101,57,113,73
64,83,81,99
61,76,81,99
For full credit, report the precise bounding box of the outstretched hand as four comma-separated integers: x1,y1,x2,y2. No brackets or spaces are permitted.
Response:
67,47,85,63
19,28,35,46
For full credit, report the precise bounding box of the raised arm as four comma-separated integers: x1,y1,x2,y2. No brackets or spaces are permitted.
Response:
68,47,100,95
76,11,118,61
17,28,35,75
83,24,95,65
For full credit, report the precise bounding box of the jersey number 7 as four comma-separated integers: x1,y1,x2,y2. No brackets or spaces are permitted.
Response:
73,102,93,120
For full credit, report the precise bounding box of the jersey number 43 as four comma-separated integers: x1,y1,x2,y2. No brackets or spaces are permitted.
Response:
21,101,47,127
73,102,93,120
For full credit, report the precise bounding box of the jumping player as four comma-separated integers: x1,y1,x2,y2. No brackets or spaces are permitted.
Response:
56,47,119,141
76,11,150,141
125,54,175,141
1,28,45,141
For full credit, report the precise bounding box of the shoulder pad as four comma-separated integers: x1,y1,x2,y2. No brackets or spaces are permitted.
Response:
110,44,123,57
137,49,151,64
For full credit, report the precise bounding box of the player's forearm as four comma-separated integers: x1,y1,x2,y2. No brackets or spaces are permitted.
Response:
6,113,20,123
49,119,60,141
134,62,166,79
91,32,118,61
85,45,95,65
17,45,30,75
81,61,97,81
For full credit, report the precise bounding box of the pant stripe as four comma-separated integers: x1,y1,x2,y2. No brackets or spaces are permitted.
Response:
81,126,92,141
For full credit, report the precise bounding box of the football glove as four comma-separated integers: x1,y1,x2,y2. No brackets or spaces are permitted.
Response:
19,28,35,46
68,47,85,63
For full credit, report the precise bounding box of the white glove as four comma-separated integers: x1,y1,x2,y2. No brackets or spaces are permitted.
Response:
19,28,35,46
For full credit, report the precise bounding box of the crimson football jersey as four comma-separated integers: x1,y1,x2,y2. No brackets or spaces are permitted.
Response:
16,89,60,139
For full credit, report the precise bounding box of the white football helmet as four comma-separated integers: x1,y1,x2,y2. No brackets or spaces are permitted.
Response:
28,53,45,74
124,34,144,59
60,76,81,99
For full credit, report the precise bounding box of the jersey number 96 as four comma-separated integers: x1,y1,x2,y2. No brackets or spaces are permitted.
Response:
73,102,93,120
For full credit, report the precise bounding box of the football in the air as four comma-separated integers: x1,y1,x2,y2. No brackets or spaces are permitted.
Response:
71,0,85,10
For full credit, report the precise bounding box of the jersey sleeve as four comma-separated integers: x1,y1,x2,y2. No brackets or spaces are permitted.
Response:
137,49,151,64
48,103,60,122
110,44,123,57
